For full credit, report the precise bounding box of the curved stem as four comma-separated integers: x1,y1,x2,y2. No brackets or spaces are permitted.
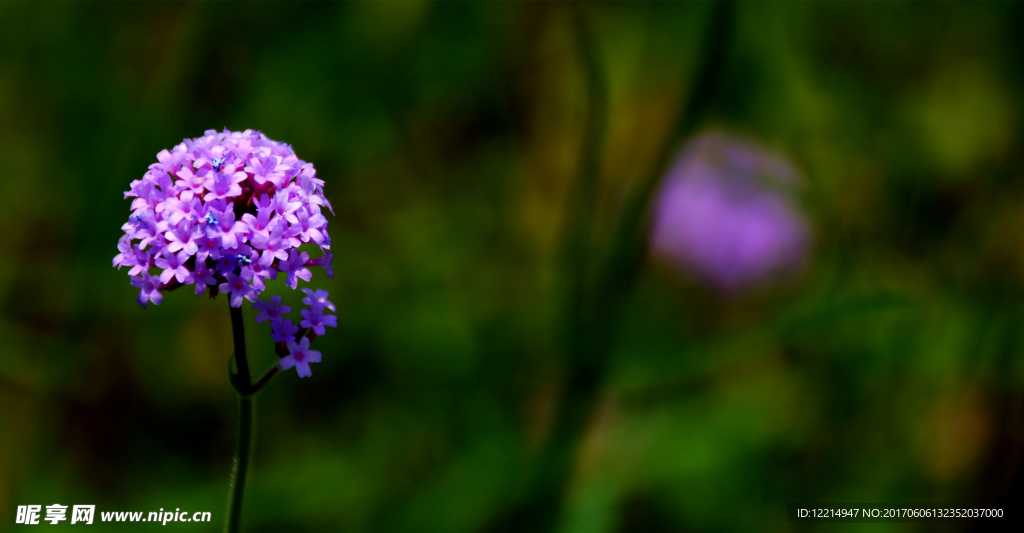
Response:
225,396,254,533
251,364,280,392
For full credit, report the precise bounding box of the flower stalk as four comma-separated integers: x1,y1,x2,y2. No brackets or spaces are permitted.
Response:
225,303,254,533
225,395,253,533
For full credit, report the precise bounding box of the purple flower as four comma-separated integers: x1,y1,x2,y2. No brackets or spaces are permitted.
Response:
204,205,248,250
202,169,247,202
154,248,192,284
252,295,291,324
113,235,152,277
124,209,166,250
194,235,219,262
164,219,198,256
271,189,301,222
270,317,299,343
193,259,217,295
240,197,274,235
245,154,286,186
127,180,169,215
219,269,256,308
175,165,210,194
279,337,322,378
299,302,337,336
277,249,311,289
161,190,201,225
117,129,338,378
130,272,163,307
305,252,333,279
300,288,335,312
292,207,327,246
112,235,134,268
250,219,291,266
153,147,186,174
650,132,809,292
249,259,277,290
216,244,257,277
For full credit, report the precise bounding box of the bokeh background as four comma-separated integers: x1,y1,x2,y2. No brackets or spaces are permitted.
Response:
2,1,1023,532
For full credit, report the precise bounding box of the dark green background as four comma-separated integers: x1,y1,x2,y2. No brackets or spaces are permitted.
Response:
1,1,1022,532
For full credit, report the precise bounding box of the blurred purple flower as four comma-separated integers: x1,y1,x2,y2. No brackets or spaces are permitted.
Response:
650,132,809,292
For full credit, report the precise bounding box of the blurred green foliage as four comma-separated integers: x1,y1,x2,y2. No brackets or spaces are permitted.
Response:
1,1,1023,532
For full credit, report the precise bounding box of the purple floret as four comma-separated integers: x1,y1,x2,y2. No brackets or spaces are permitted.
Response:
130,273,163,307
299,302,337,336
279,337,322,378
253,295,291,324
270,317,299,343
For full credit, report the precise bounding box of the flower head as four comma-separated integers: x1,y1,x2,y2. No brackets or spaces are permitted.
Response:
117,130,332,305
116,129,338,378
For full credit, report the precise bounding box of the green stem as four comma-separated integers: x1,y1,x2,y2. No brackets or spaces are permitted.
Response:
229,305,252,394
225,302,254,533
225,396,254,533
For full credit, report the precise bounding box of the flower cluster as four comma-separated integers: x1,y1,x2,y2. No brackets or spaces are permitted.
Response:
115,129,336,376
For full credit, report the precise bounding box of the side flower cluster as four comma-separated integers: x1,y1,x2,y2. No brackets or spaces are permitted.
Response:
115,128,337,377
252,290,336,377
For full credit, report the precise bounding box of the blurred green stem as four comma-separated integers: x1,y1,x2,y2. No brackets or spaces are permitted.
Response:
592,0,735,325
226,304,254,533
527,6,608,531
537,2,735,531
559,3,609,411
